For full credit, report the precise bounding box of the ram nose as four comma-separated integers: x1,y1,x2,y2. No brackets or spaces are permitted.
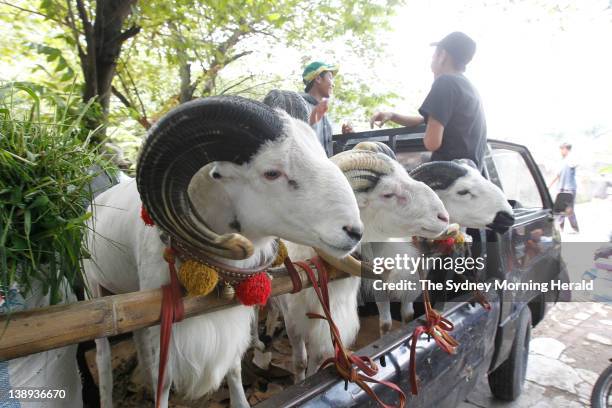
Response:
438,212,449,223
343,224,364,243
487,210,515,234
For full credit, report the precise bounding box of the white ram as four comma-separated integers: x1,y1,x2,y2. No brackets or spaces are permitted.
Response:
272,142,449,382
84,96,363,408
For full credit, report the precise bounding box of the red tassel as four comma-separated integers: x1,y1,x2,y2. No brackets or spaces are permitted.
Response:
235,272,271,306
436,237,455,255
141,206,155,226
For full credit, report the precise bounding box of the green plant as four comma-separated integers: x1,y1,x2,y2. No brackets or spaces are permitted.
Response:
0,83,111,306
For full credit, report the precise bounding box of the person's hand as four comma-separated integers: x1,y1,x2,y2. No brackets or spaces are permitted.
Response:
370,111,393,129
341,121,354,134
309,98,329,125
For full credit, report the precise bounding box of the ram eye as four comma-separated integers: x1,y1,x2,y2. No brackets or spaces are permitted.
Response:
457,189,470,196
264,170,282,180
382,193,395,199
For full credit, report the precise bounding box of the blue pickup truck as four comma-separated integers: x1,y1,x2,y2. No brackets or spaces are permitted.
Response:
257,126,569,408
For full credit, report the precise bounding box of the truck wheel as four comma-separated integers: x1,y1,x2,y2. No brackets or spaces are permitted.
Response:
488,306,531,401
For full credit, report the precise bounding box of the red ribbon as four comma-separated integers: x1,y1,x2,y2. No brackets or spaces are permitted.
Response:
293,256,406,408
156,248,185,408
409,288,458,395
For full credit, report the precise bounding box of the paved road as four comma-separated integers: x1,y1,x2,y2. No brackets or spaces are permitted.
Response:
462,199,612,407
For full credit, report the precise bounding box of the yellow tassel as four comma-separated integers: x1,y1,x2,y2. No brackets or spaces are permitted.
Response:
455,232,465,244
177,260,219,296
272,240,288,267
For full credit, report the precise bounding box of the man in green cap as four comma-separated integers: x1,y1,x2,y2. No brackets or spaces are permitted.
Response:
301,61,353,157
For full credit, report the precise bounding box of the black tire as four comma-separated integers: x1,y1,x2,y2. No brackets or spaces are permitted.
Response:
591,364,612,408
488,306,532,401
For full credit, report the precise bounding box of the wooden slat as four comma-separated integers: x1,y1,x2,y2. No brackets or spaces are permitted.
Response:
0,265,348,361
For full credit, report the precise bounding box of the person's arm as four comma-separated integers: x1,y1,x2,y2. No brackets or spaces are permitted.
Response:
423,117,444,152
548,174,560,190
309,98,329,125
370,111,424,128
418,76,454,152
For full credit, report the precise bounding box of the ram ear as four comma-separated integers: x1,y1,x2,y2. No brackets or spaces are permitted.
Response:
452,158,478,170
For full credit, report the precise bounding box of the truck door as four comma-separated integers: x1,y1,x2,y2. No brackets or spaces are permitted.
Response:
486,141,561,367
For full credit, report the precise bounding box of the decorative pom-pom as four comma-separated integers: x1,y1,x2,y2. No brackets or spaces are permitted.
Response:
272,241,288,267
455,232,465,245
436,237,455,255
141,206,155,226
177,260,219,296
235,272,271,306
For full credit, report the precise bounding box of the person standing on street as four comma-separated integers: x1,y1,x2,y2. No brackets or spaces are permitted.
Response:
549,142,580,233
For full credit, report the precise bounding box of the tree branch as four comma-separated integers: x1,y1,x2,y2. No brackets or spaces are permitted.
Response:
228,78,284,98
111,85,151,129
75,0,92,34
218,75,254,95
224,50,252,66
113,25,141,45
197,24,252,96
0,1,74,30
65,0,86,66
75,0,97,100
111,85,131,108
118,62,148,125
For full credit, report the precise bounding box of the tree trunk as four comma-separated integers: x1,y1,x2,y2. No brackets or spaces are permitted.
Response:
76,0,140,143
179,61,196,104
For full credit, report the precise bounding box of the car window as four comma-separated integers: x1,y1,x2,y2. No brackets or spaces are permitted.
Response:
490,148,543,209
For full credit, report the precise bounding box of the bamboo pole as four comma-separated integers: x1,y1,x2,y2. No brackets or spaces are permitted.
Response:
0,265,348,361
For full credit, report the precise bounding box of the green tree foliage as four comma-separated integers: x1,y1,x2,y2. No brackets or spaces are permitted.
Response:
115,0,401,127
1,0,402,156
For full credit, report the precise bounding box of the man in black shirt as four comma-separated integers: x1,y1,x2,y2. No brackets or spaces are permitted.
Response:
370,32,487,169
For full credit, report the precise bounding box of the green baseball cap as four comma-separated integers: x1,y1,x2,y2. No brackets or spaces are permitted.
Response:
302,61,338,85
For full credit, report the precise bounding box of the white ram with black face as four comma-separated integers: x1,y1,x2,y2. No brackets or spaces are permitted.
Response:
409,159,514,233
84,96,363,408
271,141,449,383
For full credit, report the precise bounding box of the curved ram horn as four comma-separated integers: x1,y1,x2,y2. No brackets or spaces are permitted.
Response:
330,150,394,193
263,89,309,123
409,161,468,191
354,141,397,160
137,96,285,260
452,158,478,170
315,248,373,277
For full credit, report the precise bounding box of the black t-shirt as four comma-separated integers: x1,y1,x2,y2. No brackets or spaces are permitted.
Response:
418,74,487,169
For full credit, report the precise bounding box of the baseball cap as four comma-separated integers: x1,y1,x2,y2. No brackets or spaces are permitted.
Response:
431,32,476,67
302,61,338,85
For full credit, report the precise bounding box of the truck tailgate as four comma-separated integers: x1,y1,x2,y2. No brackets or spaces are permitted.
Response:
256,290,500,408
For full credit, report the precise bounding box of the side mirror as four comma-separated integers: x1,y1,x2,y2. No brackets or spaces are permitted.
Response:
553,192,574,214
